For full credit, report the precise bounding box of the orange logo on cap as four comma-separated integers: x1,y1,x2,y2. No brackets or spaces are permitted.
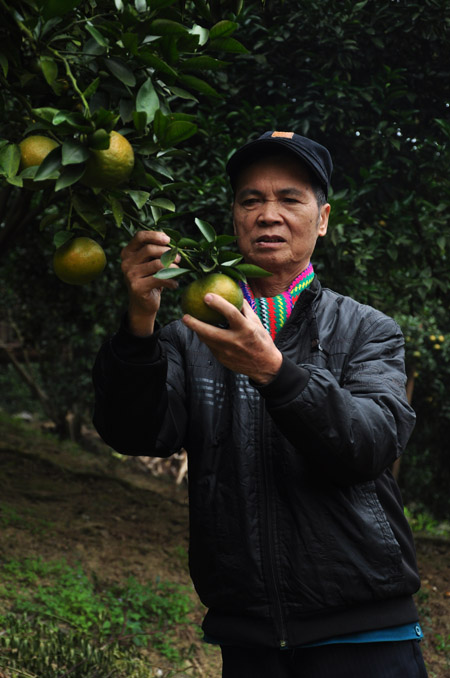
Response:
271,131,295,138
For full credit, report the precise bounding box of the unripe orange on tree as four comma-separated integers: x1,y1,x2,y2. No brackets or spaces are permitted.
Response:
19,135,59,189
181,273,244,326
53,237,107,285
81,130,134,189
19,135,59,169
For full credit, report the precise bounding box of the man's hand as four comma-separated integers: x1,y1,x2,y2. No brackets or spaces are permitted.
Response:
121,230,180,336
182,296,283,384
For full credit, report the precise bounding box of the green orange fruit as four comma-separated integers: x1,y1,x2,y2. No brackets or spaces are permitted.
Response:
181,273,244,325
19,135,60,189
81,130,134,189
53,237,106,285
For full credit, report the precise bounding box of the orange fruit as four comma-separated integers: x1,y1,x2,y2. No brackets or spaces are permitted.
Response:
81,130,134,189
19,135,59,170
181,273,243,325
19,135,60,189
53,237,107,285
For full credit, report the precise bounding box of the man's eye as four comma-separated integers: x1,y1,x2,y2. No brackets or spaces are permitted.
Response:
242,199,260,207
283,198,299,204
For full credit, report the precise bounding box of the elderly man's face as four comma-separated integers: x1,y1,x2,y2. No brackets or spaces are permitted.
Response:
232,155,330,283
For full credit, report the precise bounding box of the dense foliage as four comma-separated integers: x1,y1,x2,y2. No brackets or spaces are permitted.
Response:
0,0,246,435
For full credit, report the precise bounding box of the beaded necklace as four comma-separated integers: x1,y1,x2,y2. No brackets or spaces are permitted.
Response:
239,263,315,340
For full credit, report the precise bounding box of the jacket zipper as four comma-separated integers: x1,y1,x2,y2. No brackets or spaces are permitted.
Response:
260,400,288,649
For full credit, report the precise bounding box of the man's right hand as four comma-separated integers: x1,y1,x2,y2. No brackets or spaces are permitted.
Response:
121,230,180,336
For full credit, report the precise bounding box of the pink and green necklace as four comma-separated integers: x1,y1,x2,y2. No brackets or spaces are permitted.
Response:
239,263,315,340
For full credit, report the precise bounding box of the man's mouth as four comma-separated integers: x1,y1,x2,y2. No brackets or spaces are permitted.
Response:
255,235,285,243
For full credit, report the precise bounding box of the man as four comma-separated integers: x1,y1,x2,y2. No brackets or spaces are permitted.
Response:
93,131,428,677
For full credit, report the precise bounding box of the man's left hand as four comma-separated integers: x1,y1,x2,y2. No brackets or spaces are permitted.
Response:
182,295,283,385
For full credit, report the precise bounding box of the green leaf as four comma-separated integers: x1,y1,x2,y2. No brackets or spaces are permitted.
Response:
61,140,90,166
137,49,178,78
55,164,86,191
236,263,273,278
109,196,124,228
178,237,198,247
160,248,178,267
162,227,182,242
179,74,220,98
195,218,216,242
162,121,197,146
149,19,189,36
82,77,100,100
221,266,246,282
105,58,136,87
437,236,446,251
72,194,106,236
53,231,73,248
148,198,176,211
127,190,151,208
143,157,173,180
167,86,198,101
88,129,111,151
189,24,209,46
209,37,249,54
0,53,8,78
151,205,162,223
34,147,62,181
221,257,244,267
136,79,160,124
133,111,148,133
52,112,93,133
215,235,238,247
91,108,120,132
209,20,238,40
154,267,190,279
85,22,110,48
0,144,20,178
39,57,58,89
6,175,23,187
32,108,59,123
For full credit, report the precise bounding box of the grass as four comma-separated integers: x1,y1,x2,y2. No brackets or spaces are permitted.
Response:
404,506,450,538
0,556,197,677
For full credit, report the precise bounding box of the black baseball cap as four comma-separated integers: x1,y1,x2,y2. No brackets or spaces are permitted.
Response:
226,131,333,198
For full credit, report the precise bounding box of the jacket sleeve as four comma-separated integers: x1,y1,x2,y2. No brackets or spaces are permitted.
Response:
92,318,187,457
255,313,415,483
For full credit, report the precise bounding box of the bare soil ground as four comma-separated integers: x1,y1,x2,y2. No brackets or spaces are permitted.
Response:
0,417,449,677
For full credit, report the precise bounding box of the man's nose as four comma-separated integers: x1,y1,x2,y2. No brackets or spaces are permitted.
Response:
256,199,282,224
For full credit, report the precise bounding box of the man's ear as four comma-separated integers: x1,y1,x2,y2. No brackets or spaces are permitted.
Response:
318,203,330,237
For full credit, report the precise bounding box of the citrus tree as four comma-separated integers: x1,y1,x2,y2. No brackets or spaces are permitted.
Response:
0,0,249,437
0,0,248,268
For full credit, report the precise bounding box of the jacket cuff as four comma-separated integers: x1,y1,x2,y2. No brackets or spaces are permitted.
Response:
110,313,162,365
254,355,311,407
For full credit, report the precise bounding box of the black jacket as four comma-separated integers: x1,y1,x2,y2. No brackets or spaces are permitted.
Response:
93,277,421,648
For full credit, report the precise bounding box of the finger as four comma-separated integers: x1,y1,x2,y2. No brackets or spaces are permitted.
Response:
125,258,180,286
129,230,171,250
182,312,224,337
203,293,245,326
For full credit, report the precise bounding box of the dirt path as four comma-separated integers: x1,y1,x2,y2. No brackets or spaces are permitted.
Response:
0,417,448,677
